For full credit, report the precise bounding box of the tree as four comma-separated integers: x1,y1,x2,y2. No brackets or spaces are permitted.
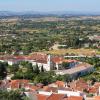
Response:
0,90,28,100
34,72,54,85
62,62,69,69
41,65,44,72
56,74,71,82
33,71,56,85
0,62,7,79
8,64,19,74
12,61,34,80
34,64,40,74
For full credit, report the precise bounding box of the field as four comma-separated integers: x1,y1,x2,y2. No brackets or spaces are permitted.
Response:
45,48,97,56
0,16,100,55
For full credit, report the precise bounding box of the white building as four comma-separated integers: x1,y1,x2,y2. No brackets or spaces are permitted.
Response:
55,63,94,78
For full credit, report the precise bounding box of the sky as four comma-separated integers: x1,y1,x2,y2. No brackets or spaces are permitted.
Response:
0,0,100,12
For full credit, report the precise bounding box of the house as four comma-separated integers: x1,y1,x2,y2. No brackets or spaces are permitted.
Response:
68,79,89,92
7,79,42,92
55,63,94,78
55,81,65,87
58,90,83,96
0,53,54,71
7,56,27,65
0,55,25,65
7,79,29,90
36,94,49,100
52,56,78,70
88,82,100,95
47,93,65,100
0,52,80,71
66,96,83,100
0,53,93,76
35,93,83,100
2,79,99,100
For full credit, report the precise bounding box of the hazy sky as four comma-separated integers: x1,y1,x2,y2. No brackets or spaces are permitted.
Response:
0,0,100,12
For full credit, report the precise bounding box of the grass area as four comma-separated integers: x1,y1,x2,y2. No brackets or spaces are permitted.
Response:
45,48,97,56
96,50,100,55
15,29,48,33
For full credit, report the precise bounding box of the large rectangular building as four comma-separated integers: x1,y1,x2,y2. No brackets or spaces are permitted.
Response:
55,63,94,78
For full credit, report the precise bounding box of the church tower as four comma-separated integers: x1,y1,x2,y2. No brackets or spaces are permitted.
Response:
47,54,52,71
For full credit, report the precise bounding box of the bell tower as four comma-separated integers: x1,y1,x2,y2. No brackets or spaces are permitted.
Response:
47,54,52,71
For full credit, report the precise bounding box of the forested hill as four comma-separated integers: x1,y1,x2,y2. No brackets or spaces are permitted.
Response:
0,11,100,18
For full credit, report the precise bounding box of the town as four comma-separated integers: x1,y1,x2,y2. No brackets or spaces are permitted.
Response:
0,15,100,99
0,1,100,100
0,51,100,100
0,15,100,100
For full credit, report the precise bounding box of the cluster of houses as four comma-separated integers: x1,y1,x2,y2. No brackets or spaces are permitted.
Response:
0,52,94,78
0,52,99,100
1,79,100,100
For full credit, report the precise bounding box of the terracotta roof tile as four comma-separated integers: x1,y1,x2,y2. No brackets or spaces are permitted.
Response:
37,94,49,100
94,96,100,100
29,86,40,91
88,87,97,94
88,82,100,94
52,57,63,64
8,80,29,89
55,81,65,87
67,96,83,100
69,79,88,91
52,57,77,64
47,94,65,100
7,80,41,90
43,86,57,92
27,53,48,63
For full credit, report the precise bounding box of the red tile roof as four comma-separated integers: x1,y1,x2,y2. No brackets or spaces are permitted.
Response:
29,86,40,91
52,57,77,64
55,81,65,87
69,79,88,91
67,96,83,100
27,53,48,63
63,60,77,63
94,96,100,100
0,53,78,65
47,94,65,100
37,94,49,100
8,80,29,89
52,57,63,64
13,56,26,60
0,53,48,64
88,82,100,94
8,79,42,92
43,86,57,92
